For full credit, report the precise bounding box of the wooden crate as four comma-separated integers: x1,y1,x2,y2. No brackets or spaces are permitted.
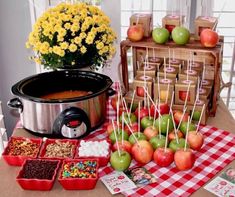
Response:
120,36,223,116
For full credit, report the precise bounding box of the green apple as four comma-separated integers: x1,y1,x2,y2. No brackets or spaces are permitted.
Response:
120,112,137,125
169,138,189,152
109,130,129,144
141,117,154,130
149,135,166,150
129,132,147,145
154,114,174,134
110,150,131,171
152,27,170,44
172,26,190,45
179,122,196,135
192,111,201,121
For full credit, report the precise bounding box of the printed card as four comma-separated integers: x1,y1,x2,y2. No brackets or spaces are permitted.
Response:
220,167,235,184
100,171,137,194
204,176,235,197
124,167,157,187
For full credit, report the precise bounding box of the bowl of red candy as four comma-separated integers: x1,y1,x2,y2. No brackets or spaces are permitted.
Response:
39,139,77,160
75,139,111,167
16,159,60,190
2,137,42,166
58,159,99,190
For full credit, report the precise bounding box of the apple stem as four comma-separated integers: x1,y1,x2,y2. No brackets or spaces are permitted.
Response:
165,119,170,153
196,104,205,134
112,119,121,156
170,109,179,144
169,90,174,115
176,107,187,132
129,89,136,119
124,117,140,146
184,117,190,151
165,82,170,104
183,82,191,110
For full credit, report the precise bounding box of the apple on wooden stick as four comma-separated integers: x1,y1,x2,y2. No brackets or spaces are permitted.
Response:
188,104,205,151
174,117,195,171
110,120,132,171
153,119,174,167
127,15,144,42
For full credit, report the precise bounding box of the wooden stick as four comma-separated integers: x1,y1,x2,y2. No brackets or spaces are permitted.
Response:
183,82,191,110
176,107,187,131
122,98,132,126
184,117,190,151
170,109,179,144
144,87,160,116
124,118,140,146
164,57,167,80
157,72,161,104
212,0,227,31
196,104,205,133
190,79,200,123
164,119,170,153
112,120,121,156
129,90,136,116
122,113,124,145
117,92,120,134
169,90,174,114
153,99,158,127
165,83,170,104
138,102,141,136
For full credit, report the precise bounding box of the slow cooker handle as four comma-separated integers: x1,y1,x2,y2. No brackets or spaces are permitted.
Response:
52,107,91,139
7,98,23,113
107,88,116,97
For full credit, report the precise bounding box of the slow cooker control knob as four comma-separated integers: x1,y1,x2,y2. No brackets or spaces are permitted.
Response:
53,107,91,138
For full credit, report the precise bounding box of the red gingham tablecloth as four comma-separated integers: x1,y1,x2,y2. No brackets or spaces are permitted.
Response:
84,82,235,197
15,82,235,196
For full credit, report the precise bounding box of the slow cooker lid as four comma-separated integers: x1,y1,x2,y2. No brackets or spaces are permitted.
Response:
12,70,112,103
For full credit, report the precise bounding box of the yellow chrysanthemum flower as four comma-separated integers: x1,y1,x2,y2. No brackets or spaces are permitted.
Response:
69,43,77,52
64,23,71,30
80,46,87,54
96,42,104,50
60,42,69,50
74,36,82,45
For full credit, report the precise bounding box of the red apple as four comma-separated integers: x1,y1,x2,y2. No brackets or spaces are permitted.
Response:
144,126,158,140
112,140,133,154
127,24,144,42
159,103,170,115
173,110,190,125
134,107,149,120
106,121,120,135
168,130,184,141
179,91,190,102
200,28,219,48
136,86,145,97
153,148,174,167
124,122,138,135
150,104,159,118
187,131,204,151
165,25,175,33
131,140,153,164
111,96,125,114
174,148,195,171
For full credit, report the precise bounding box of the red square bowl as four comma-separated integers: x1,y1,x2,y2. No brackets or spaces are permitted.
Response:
74,139,111,167
2,137,42,166
39,139,77,160
16,159,60,190
58,159,99,190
